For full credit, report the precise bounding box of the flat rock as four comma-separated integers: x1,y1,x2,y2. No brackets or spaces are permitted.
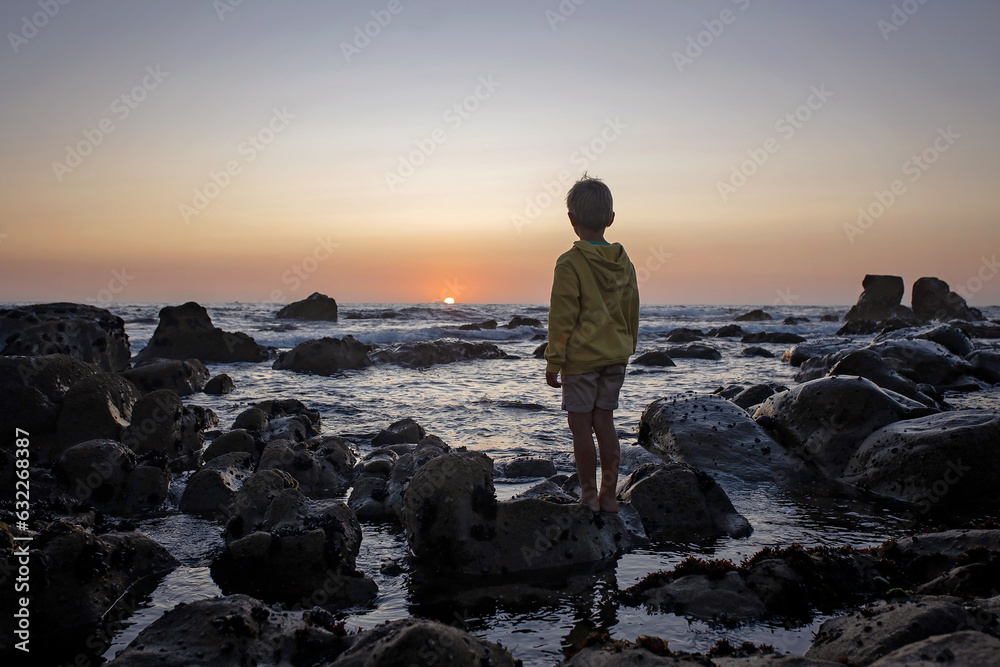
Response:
869,630,1000,667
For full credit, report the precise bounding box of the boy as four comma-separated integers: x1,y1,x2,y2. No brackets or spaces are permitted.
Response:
545,174,639,513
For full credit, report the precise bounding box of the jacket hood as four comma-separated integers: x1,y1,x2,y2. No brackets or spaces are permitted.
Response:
571,240,631,291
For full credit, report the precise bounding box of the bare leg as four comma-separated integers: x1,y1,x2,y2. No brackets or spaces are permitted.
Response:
568,411,599,511
592,408,620,513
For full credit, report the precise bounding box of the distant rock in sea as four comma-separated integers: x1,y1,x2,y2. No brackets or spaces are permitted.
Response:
276,291,339,321
136,302,267,364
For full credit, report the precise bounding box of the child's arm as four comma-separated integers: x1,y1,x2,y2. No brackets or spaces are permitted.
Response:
545,261,581,383
628,265,640,354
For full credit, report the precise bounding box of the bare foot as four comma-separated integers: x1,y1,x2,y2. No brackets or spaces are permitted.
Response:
580,491,600,512
598,493,619,513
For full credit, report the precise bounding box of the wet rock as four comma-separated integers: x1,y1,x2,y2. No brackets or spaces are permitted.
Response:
639,394,801,484
330,618,519,667
0,384,59,457
348,436,450,522
753,377,935,480
533,341,548,358
56,372,142,457
784,316,811,325
136,302,267,364
204,373,235,394
743,559,810,618
828,349,940,408
619,443,664,473
105,594,352,667
731,384,783,411
256,398,321,440
741,346,774,358
179,452,254,518
881,530,1000,584
257,435,358,498
868,630,1000,667
912,276,983,322
844,275,905,323
0,353,99,403
204,429,260,463
120,389,214,471
120,358,210,396
664,327,704,342
873,323,975,357
0,302,131,371
742,332,806,344
495,455,557,479
806,598,981,666
867,338,976,389
714,385,745,400
781,338,859,367
372,417,425,446
967,350,1000,384
458,318,498,331
842,410,1000,510
505,314,542,328
709,324,744,337
213,486,377,607
275,291,338,321
618,462,752,540
838,319,880,336
272,335,374,374
369,339,510,366
223,469,300,533
735,309,773,322
641,571,767,623
632,351,676,366
0,521,176,648
954,320,1000,339
665,344,722,360
820,313,841,322
55,439,171,515
232,406,268,435
563,647,710,666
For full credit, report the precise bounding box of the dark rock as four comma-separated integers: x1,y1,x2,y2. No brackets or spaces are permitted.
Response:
179,452,254,518
806,598,981,666
330,618,518,667
272,335,373,374
820,313,841,322
781,338,859,367
844,275,905,323
829,349,941,407
369,340,509,366
55,439,170,515
641,571,767,623
968,350,1000,384
533,341,548,358
618,462,752,540
731,384,782,411
505,315,542,328
348,436,450,521
120,389,208,471
562,647,708,666
868,631,1000,667
837,319,880,336
204,429,259,463
873,324,975,357
714,385,745,400
233,407,268,435
708,324,744,337
632,351,676,366
867,338,975,388
842,410,1000,509
120,358,210,396
275,291,338,321
104,594,352,666
912,277,983,322
954,321,1000,339
664,327,704,343
666,344,722,360
56,372,142,457
373,417,425,446
0,385,59,458
639,394,799,484
0,353,98,403
255,399,321,438
204,373,235,394
458,319,497,331
783,316,810,325
753,376,935,479
0,302,130,371
734,309,773,322
136,302,267,364
257,435,358,498
742,332,806,344
495,455,557,479
741,346,774,358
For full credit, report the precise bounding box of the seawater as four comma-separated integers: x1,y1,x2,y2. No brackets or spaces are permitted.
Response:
26,301,1000,665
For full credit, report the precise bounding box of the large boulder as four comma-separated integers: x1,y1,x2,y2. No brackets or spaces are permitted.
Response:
0,522,177,650
0,302,131,371
734,309,773,322
203,428,260,463
869,631,1000,667
639,570,768,623
135,302,267,364
401,452,648,576
844,275,905,323
276,291,339,321
120,358,210,396
753,377,935,480
120,389,214,471
272,335,374,374
0,353,98,402
912,276,983,322
842,410,1000,511
348,436,450,521
828,349,940,407
104,594,353,667
179,452,254,518
968,350,1000,384
329,618,519,667
369,339,510,367
638,394,803,484
867,338,976,389
203,373,235,394
55,439,171,515
806,598,982,666
617,462,752,540
372,417,425,446
873,323,975,357
257,435,359,498
55,372,142,457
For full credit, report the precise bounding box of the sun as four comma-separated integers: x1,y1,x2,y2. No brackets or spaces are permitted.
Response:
443,297,455,305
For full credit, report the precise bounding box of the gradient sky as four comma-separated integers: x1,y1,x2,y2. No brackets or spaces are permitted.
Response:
1,0,998,306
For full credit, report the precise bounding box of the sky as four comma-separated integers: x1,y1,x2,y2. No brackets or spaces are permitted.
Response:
1,0,998,307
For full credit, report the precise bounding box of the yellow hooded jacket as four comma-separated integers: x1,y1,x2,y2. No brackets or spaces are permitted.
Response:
545,240,639,375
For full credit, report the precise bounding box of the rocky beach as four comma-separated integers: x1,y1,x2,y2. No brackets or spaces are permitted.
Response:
2,276,999,666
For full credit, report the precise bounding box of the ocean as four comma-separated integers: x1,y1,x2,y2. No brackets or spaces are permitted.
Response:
14,301,1000,665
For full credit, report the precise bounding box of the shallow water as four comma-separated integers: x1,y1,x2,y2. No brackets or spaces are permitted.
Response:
11,300,997,665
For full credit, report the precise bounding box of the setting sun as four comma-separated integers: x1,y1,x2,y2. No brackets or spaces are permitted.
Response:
444,297,455,304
